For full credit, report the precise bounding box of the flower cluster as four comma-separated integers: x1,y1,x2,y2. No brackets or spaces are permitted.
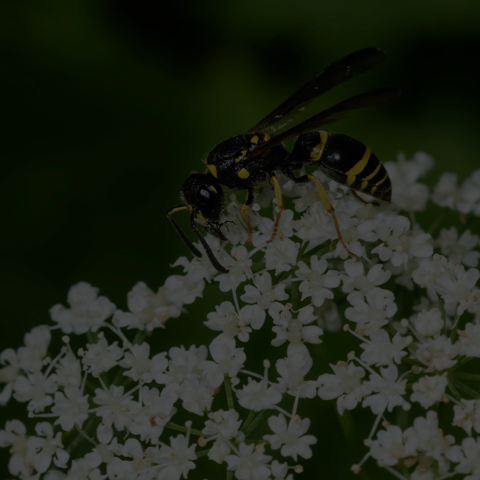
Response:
1,152,480,480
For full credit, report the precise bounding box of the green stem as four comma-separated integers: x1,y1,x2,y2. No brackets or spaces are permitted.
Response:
224,375,235,410
448,313,461,341
447,380,462,401
241,410,256,433
165,422,204,437
454,372,480,382
452,379,480,399
401,357,425,368
196,448,211,458
244,410,266,436
303,241,332,259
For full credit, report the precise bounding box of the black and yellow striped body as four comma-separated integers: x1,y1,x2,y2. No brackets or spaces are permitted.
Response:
290,131,391,203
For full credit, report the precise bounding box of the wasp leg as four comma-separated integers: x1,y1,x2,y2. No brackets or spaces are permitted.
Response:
240,188,255,244
350,188,379,206
267,175,284,244
281,168,359,260
189,211,229,274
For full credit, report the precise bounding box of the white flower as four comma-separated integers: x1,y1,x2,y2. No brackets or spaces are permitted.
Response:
241,272,289,310
18,325,51,373
235,378,282,411
317,361,370,415
202,410,241,464
0,420,30,478
0,348,20,405
447,436,480,479
155,345,208,387
436,263,480,315
49,282,115,334
340,259,391,295
264,414,316,461
13,371,57,412
92,384,135,433
360,330,412,366
411,411,454,462
384,151,433,212
459,322,480,357
254,208,295,245
292,203,331,248
26,422,69,473
412,254,450,301
275,344,317,398
438,227,480,267
414,335,460,371
216,246,252,292
453,399,480,435
55,351,82,389
412,308,444,337
204,302,265,342
203,409,242,439
270,460,294,480
372,215,433,269
128,387,176,444
179,378,215,416
154,434,196,480
206,335,246,377
225,442,272,480
345,288,397,334
82,337,123,375
120,342,153,382
265,238,300,275
108,438,157,478
362,364,407,414
431,172,463,209
369,424,417,466
458,169,480,215
114,282,182,331
68,454,108,480
269,304,322,347
51,387,89,431
295,256,340,307
164,274,205,305
171,255,217,283
410,373,448,408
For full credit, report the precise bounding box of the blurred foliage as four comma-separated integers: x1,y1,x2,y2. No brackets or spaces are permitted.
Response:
1,0,480,477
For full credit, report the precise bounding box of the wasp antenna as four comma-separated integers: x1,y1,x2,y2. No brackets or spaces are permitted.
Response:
189,212,229,274
167,210,203,258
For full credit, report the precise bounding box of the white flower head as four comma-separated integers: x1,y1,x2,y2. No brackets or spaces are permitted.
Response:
50,282,115,334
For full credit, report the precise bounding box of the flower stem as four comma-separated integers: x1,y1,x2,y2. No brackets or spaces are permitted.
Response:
454,372,480,382
224,374,235,410
165,422,204,437
241,410,256,433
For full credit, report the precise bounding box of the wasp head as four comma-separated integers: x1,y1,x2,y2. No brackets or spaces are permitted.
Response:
181,173,226,240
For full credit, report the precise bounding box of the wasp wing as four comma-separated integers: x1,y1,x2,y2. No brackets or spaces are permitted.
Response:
247,47,388,134
247,87,400,159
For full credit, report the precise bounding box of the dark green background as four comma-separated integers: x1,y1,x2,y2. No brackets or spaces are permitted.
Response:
1,0,479,478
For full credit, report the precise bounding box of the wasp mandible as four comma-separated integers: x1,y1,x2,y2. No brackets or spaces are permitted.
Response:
167,48,399,273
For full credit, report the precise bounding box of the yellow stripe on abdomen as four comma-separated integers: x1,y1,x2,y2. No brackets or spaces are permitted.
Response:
360,162,381,190
309,131,328,162
371,171,389,194
346,146,371,186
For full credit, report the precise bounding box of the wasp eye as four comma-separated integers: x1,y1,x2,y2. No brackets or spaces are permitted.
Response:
182,173,225,222
199,187,211,199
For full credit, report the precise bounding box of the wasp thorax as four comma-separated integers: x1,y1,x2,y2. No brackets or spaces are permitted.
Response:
182,173,225,222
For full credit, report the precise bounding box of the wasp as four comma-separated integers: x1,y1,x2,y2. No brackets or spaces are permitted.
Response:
167,48,399,273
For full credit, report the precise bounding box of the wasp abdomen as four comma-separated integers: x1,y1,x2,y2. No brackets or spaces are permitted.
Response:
291,131,391,203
